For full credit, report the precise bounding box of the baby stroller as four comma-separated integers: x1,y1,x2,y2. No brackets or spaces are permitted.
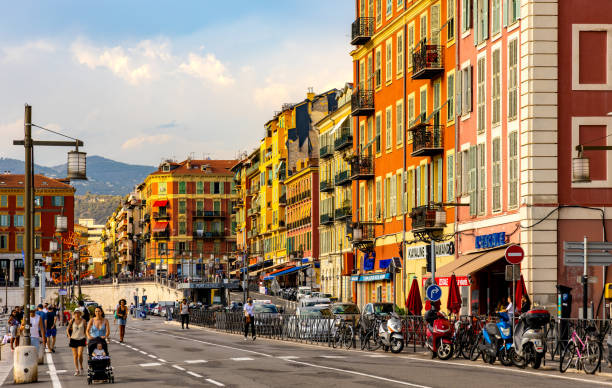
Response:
87,338,114,384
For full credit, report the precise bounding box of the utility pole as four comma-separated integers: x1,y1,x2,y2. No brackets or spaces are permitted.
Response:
59,235,64,324
77,248,82,300
23,104,33,346
583,236,588,319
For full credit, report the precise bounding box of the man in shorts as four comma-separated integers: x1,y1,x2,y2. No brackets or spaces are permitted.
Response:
46,305,58,353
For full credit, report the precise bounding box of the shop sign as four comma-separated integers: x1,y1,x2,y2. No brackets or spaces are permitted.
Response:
405,242,455,260
475,232,506,249
422,276,470,287
350,273,391,282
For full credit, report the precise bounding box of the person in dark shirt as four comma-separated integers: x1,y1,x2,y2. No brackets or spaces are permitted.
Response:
520,295,531,315
46,305,58,353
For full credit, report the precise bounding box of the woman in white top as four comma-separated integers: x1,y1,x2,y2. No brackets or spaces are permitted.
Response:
21,309,45,351
180,299,189,329
67,309,87,375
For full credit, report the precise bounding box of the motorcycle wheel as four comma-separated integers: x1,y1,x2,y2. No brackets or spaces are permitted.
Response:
383,345,389,352
482,350,496,365
512,347,527,369
437,342,454,360
390,338,404,354
500,348,514,367
469,334,483,361
531,353,543,370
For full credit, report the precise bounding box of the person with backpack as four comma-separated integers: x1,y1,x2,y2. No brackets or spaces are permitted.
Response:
78,300,90,323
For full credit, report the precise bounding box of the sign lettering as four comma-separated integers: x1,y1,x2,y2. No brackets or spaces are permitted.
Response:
405,241,455,260
475,232,506,249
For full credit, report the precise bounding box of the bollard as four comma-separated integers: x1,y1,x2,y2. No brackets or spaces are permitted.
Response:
13,345,38,383
37,343,45,365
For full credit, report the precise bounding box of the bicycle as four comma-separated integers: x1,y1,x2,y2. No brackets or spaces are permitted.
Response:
361,318,382,351
332,318,354,349
559,325,602,374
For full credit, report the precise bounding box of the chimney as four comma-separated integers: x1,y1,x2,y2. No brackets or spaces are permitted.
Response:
307,87,315,101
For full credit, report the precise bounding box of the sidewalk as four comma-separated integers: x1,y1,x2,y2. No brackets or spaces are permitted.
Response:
0,342,14,385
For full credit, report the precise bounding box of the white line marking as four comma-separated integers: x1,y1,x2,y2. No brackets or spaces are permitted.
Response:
277,356,300,359
320,355,345,359
187,371,203,378
45,352,63,388
139,351,148,355
158,358,167,363
507,253,522,256
172,365,186,371
185,360,207,364
139,362,162,367
163,332,272,357
148,354,158,359
284,359,429,388
46,369,67,374
368,354,389,358
230,357,254,361
206,378,225,387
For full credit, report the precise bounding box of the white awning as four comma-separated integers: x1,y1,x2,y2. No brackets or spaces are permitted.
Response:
329,115,349,136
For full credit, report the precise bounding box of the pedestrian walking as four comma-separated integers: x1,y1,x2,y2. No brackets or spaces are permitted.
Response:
36,304,47,348
115,299,128,343
180,299,190,329
46,305,58,353
8,310,19,350
243,298,255,341
67,309,87,376
86,307,110,358
78,300,91,323
505,296,514,322
22,309,46,353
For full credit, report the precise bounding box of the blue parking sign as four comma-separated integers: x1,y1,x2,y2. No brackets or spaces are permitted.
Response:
426,284,442,302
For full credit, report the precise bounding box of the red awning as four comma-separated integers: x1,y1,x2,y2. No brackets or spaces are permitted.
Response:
153,200,168,207
152,222,169,232
266,265,295,277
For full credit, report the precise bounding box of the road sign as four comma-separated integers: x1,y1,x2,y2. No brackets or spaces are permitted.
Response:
58,289,67,296
505,265,520,281
505,245,524,265
564,241,612,251
563,241,612,266
426,284,442,302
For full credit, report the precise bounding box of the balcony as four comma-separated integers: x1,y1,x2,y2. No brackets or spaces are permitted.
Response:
320,179,334,193
350,156,374,180
192,230,225,239
410,205,446,239
335,170,351,186
351,89,374,117
351,17,374,45
192,210,226,218
320,145,333,159
142,213,151,224
334,206,352,221
412,42,444,80
279,194,287,206
320,212,334,225
153,212,170,221
410,125,443,157
334,129,353,151
152,231,169,240
349,222,377,252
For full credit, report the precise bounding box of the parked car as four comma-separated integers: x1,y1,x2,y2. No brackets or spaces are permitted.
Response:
330,303,361,322
227,301,244,312
254,303,281,335
296,286,312,301
299,297,331,308
360,302,396,332
294,306,336,341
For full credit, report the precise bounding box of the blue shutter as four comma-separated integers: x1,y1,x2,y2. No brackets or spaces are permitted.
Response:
503,0,508,27
473,0,478,45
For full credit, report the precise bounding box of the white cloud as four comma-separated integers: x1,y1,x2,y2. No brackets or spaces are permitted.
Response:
179,53,234,86
253,81,291,108
121,134,172,150
1,40,55,62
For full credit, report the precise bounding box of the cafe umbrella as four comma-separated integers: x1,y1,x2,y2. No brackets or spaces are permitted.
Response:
405,278,423,316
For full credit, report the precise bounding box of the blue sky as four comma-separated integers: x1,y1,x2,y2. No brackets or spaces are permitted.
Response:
0,1,353,166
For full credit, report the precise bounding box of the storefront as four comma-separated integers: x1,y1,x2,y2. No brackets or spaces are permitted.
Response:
351,272,393,308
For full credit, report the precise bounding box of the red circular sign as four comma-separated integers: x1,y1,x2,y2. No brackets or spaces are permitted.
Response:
505,245,524,265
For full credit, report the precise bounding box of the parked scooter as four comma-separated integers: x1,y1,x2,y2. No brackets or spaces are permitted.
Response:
512,309,550,369
376,312,404,353
472,312,513,365
425,310,455,360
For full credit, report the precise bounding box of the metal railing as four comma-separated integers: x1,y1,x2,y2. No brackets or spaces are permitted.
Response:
412,42,444,79
411,125,443,156
351,17,374,45
351,89,374,116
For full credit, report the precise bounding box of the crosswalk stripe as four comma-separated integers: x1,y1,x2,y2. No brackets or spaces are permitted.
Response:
139,362,161,367
139,351,148,355
158,358,167,363
206,378,225,387
230,357,253,361
172,365,186,371
187,371,203,378
148,354,158,359
185,360,207,364
320,355,346,359
277,356,300,360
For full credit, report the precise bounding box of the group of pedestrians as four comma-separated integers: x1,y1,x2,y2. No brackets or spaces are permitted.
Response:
6,303,59,353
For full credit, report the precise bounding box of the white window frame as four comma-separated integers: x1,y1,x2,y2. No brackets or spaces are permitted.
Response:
386,38,393,83
408,23,415,70
396,30,404,76
491,47,501,127
571,116,612,188
447,0,455,41
492,137,502,212
476,55,486,134
507,38,519,121
396,99,404,145
385,105,393,150
447,70,455,121
477,143,486,215
447,152,454,201
375,46,382,88
572,24,612,91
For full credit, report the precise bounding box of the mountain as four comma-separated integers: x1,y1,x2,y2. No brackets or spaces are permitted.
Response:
75,194,123,224
0,156,155,195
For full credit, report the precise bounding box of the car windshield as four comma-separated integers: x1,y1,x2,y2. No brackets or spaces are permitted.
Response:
332,304,360,314
299,307,333,317
253,304,278,314
373,304,394,314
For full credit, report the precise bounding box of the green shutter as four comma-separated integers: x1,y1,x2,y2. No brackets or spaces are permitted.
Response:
503,0,508,26
515,0,520,20
473,0,478,45
482,0,488,40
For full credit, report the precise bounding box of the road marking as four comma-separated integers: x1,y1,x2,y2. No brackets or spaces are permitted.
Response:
148,354,158,359
230,357,254,361
139,362,162,367
139,351,148,355
162,332,272,358
206,378,225,387
45,369,67,374
187,371,203,378
368,354,389,358
284,359,430,388
185,360,207,364
45,352,63,388
320,355,346,359
172,365,186,371
277,356,300,360
158,358,167,363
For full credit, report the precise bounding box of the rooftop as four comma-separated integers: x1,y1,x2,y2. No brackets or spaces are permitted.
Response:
0,174,75,190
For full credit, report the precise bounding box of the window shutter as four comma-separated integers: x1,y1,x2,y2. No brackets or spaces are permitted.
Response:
503,0,508,27
423,164,429,204
456,69,463,116
467,66,473,112
437,159,443,203
402,171,407,214
515,0,520,20
473,0,478,46
482,0,488,40
462,0,467,31
416,166,421,207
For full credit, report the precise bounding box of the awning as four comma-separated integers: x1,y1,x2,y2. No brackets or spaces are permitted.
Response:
153,200,168,207
435,247,508,277
264,264,308,280
263,265,295,279
152,221,169,233
263,259,274,267
329,115,349,135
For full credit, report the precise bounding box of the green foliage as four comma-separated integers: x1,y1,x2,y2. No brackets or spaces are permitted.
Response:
75,194,123,224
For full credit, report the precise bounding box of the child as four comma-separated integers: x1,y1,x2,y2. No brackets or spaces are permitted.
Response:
92,342,106,358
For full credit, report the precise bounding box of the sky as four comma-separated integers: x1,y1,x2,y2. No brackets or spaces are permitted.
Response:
0,1,353,167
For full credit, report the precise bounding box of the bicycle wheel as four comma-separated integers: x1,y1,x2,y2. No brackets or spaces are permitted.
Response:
469,333,483,361
560,342,577,373
359,328,369,350
342,325,354,349
367,331,381,351
582,339,602,375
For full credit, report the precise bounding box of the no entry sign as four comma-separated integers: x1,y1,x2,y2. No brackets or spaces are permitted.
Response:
505,245,524,265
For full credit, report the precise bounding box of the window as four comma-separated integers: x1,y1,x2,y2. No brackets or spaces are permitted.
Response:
0,215,8,227
375,47,382,88
35,235,41,250
509,131,519,208
456,152,462,196
476,0,488,43
376,180,382,219
384,177,391,218
0,196,5,207
386,0,392,18
386,39,392,83
158,242,168,255
477,143,486,215
397,30,404,75
397,0,403,7
385,106,392,150
369,0,374,18
407,94,415,141
196,181,204,194
492,49,501,126
430,4,440,45
391,174,397,217
416,166,421,206
360,121,365,149
419,14,427,43
375,112,382,153
14,215,24,227
179,200,186,214
461,0,472,33
447,0,455,40
213,182,220,194
359,60,365,91
396,99,404,145
468,146,477,216
508,39,518,120
376,0,382,25
0,235,7,250
447,153,454,200
398,173,404,214
35,213,40,228
408,24,415,69
367,54,373,89
34,196,43,207
360,0,365,17
360,185,365,220
367,181,373,220
447,72,455,121
420,87,427,120
508,0,520,25
433,80,441,125
492,0,501,35
436,158,443,203
16,235,23,251
460,66,473,114
477,57,486,134
158,182,167,195
423,164,429,203
179,221,186,235
492,137,502,212
178,181,186,194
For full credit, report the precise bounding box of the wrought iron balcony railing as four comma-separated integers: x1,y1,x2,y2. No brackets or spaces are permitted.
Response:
335,170,351,186
410,125,443,157
351,89,374,117
412,42,444,80
351,17,374,45
350,156,374,180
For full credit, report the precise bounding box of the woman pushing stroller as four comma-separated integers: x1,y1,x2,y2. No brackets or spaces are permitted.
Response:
86,306,114,384
87,307,110,357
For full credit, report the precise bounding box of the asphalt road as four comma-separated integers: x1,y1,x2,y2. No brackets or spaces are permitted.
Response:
2,317,612,387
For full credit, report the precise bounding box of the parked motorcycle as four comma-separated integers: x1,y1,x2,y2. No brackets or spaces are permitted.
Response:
471,312,513,366
512,309,550,369
425,310,455,360
376,312,404,353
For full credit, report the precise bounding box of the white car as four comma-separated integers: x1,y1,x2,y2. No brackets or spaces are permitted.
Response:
299,297,331,308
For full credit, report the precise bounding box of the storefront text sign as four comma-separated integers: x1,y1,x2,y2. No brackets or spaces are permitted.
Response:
475,232,506,249
421,276,470,287
405,241,455,260
350,273,391,282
